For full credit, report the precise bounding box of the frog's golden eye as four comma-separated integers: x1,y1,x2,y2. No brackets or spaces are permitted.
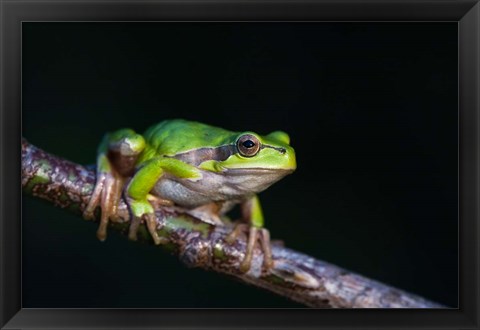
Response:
237,134,261,157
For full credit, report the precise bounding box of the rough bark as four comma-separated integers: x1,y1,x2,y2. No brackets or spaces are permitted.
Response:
21,138,444,308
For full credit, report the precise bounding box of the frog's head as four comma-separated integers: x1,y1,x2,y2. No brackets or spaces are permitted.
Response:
197,130,296,193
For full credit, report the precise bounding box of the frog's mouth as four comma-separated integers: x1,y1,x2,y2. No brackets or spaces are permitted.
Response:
222,167,295,176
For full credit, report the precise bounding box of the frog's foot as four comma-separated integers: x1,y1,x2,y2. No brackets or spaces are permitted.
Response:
225,224,273,273
83,170,124,241
127,198,167,245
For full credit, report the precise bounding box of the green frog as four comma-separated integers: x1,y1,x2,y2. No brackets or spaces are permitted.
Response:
83,119,296,272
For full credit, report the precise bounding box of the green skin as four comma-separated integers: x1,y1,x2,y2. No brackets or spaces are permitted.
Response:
84,119,296,272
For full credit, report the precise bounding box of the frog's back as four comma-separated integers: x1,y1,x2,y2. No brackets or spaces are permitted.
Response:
143,119,239,156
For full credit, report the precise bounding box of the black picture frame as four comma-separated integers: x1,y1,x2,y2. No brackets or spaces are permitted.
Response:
2,0,479,329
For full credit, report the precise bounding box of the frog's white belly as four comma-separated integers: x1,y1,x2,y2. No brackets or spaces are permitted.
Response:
152,168,289,209
153,178,237,208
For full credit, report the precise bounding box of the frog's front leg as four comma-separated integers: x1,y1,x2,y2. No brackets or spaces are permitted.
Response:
225,195,273,273
83,129,146,241
126,157,202,244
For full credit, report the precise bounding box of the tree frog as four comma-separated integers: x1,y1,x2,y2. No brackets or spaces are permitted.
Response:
83,119,296,272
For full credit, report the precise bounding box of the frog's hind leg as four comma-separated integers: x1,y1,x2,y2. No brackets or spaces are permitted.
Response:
225,195,273,273
83,129,145,241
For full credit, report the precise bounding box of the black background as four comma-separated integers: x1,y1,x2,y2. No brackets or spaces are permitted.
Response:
22,22,458,308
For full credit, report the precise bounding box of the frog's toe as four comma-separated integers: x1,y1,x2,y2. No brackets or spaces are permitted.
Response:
83,173,106,220
226,224,274,273
128,216,141,241
144,212,166,245
96,173,115,240
258,228,273,270
84,169,124,241
109,175,125,221
239,226,260,273
126,198,167,245
127,212,167,245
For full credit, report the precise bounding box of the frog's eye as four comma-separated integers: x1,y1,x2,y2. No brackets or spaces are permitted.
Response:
237,134,261,157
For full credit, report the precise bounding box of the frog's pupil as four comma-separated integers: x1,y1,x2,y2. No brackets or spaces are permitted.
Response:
242,140,255,148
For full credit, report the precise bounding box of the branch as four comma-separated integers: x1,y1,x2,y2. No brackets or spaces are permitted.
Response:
21,138,444,308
